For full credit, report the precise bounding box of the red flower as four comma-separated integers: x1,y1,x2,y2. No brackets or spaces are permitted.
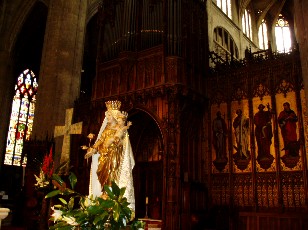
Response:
41,147,54,179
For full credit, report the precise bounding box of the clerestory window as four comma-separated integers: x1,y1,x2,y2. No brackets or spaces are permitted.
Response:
275,14,291,53
215,0,232,19
258,20,268,50
242,9,252,40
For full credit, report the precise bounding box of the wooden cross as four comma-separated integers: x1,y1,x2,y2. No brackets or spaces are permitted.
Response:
54,108,82,173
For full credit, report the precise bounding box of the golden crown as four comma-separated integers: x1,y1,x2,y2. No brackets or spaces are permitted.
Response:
120,111,128,118
105,100,121,111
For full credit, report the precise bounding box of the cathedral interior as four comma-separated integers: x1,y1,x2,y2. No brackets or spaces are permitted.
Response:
0,0,308,229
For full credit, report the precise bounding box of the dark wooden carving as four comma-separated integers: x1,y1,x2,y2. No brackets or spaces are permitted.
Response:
233,152,251,171
213,158,228,172
208,49,308,227
77,1,308,229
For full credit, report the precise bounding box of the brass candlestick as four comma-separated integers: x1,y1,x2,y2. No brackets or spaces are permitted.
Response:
145,196,149,218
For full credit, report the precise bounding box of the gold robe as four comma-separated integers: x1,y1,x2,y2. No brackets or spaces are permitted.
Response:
93,126,123,187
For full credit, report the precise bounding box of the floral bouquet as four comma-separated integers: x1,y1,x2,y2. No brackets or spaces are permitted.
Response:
34,148,54,189
46,173,144,230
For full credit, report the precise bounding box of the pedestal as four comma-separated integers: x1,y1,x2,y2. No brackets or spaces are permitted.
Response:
138,218,162,230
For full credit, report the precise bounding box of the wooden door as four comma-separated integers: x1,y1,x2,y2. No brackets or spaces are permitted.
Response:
134,161,163,219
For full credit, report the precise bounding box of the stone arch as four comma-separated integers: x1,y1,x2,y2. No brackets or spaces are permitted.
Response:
4,0,47,53
213,27,239,59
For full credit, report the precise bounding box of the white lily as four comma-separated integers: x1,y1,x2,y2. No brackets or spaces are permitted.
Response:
51,207,63,222
62,216,79,226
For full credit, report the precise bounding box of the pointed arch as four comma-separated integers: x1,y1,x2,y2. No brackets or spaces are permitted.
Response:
127,108,164,219
213,27,239,60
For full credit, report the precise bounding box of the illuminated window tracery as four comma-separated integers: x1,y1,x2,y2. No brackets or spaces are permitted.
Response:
4,69,38,166
275,14,291,53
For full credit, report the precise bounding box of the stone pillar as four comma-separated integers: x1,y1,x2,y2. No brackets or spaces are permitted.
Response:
0,50,14,168
294,0,308,206
294,0,308,108
32,0,87,141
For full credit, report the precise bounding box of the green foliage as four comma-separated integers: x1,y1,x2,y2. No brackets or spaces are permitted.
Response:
68,172,77,190
51,174,65,186
131,220,146,230
45,173,135,230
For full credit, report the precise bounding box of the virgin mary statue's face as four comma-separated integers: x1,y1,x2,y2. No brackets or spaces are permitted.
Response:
106,111,116,125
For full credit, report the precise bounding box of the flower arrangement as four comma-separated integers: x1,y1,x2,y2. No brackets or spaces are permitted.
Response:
34,147,145,229
46,173,145,230
34,148,54,189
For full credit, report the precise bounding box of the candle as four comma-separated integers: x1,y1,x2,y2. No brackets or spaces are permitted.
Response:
146,197,148,204
22,165,26,187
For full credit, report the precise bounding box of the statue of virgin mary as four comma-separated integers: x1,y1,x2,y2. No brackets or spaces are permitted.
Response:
85,100,135,211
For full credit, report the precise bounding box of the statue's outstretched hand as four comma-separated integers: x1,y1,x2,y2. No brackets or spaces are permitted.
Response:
84,147,96,159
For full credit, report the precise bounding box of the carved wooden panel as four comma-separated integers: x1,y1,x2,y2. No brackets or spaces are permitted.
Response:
95,46,168,100
256,173,278,208
233,174,254,207
238,212,308,230
211,174,230,205
281,172,305,208
208,51,308,212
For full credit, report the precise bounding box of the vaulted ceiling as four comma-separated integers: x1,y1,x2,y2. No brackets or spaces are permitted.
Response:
243,0,293,27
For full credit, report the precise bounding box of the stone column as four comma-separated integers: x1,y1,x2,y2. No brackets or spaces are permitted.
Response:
0,50,14,166
32,0,87,141
294,0,308,107
294,0,308,206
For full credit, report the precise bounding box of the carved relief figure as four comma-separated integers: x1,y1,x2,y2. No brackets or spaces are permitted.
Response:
254,103,274,169
212,111,228,160
254,104,273,160
233,109,250,158
277,102,299,157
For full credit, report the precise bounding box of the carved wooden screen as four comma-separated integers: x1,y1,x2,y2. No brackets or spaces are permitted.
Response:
207,50,307,211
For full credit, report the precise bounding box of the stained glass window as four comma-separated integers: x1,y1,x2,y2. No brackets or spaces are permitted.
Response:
4,69,38,166
275,14,291,53
258,20,268,50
